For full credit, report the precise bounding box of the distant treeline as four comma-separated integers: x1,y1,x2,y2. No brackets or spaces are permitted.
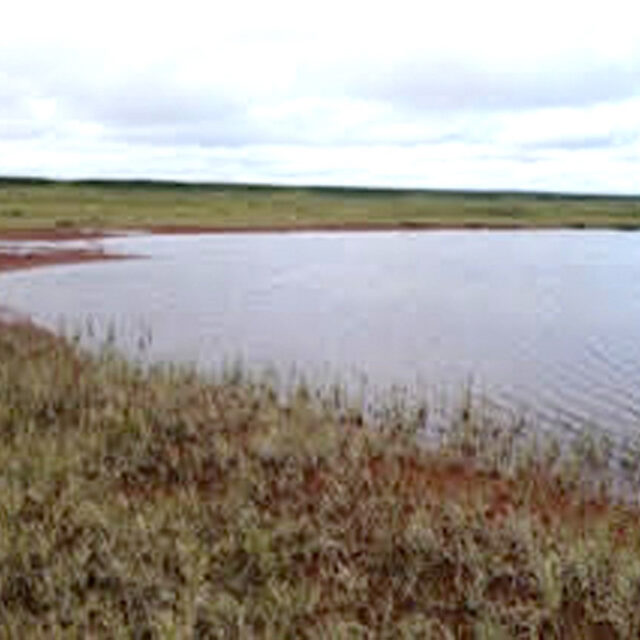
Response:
1,175,639,202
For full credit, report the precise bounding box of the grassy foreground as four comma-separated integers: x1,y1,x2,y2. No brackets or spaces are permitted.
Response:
2,322,640,638
1,179,640,232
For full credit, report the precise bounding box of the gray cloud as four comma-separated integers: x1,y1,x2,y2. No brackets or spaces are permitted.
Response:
345,58,640,112
0,121,48,141
523,132,639,151
66,78,239,129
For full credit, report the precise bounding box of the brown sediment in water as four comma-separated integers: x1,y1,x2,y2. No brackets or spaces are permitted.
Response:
0,228,136,273
0,248,129,273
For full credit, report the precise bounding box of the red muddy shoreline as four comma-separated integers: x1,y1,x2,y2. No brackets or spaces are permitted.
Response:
0,228,132,273
0,248,130,273
0,228,111,241
2,219,638,274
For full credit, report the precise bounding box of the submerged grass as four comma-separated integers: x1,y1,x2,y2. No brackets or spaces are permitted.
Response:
2,321,640,638
1,181,640,232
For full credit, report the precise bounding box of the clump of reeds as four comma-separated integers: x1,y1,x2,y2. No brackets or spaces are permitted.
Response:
1,321,640,638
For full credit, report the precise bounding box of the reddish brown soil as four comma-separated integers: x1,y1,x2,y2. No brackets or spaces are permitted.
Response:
0,228,136,273
144,222,527,234
0,224,502,240
0,228,109,241
3,220,636,244
362,451,640,536
0,248,127,273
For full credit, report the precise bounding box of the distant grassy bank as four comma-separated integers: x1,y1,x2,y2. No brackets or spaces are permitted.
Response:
1,178,640,232
2,320,640,637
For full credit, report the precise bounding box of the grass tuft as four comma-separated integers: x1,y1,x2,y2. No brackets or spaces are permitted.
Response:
1,321,639,637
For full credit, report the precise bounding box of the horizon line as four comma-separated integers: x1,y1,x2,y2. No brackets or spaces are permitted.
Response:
1,175,639,201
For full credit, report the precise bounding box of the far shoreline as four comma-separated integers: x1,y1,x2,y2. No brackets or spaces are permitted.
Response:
0,220,638,275
2,180,639,240
2,219,640,242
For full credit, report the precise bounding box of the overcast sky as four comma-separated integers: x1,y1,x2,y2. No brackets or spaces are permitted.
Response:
1,0,639,193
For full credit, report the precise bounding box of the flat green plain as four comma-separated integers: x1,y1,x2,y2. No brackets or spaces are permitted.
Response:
1,179,640,232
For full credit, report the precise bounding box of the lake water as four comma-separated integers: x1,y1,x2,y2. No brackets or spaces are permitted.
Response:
2,230,640,438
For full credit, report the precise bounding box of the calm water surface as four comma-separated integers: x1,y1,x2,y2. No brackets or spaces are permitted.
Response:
2,231,640,435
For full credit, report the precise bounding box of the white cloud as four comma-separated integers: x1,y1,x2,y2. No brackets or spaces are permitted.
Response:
1,0,639,192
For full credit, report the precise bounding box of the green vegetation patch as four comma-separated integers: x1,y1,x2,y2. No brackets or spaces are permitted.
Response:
0,179,640,231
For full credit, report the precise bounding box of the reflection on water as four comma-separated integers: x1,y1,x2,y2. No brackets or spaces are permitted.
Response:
1,230,640,436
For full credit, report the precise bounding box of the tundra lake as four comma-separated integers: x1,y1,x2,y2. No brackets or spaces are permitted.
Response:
2,230,640,436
